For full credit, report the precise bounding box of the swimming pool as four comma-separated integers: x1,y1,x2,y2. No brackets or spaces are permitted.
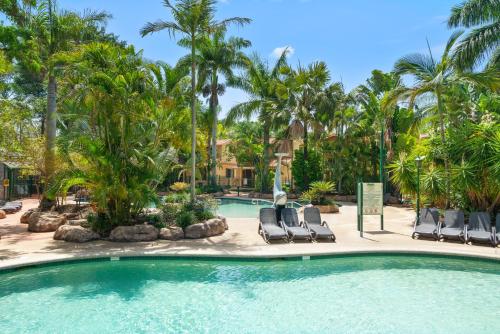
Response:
216,197,302,218
1,255,499,333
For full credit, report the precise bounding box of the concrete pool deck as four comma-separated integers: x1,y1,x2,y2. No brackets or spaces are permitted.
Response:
0,198,499,270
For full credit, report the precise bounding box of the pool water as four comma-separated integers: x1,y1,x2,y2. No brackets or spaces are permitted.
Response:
216,198,302,218
1,255,499,334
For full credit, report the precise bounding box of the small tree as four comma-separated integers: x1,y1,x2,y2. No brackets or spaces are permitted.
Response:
291,149,322,191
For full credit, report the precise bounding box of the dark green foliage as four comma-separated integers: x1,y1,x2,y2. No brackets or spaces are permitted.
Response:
291,149,322,191
87,213,113,236
176,211,194,229
161,203,182,224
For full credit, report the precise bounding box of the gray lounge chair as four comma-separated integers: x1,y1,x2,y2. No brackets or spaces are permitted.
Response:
0,201,22,214
258,208,288,243
439,210,466,242
412,208,439,240
281,208,313,242
303,207,335,241
467,212,495,246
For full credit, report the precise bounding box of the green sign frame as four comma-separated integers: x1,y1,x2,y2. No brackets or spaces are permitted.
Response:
357,182,384,237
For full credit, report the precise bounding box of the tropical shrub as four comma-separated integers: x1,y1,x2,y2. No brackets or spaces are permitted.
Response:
164,192,190,204
175,211,195,229
300,181,335,205
49,43,177,226
292,149,322,191
170,182,189,192
161,203,182,224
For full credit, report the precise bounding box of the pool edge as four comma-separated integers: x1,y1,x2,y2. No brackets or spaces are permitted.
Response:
1,249,499,273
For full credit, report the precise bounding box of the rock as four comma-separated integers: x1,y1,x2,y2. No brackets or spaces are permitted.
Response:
53,225,99,243
28,212,67,232
217,215,228,230
386,195,400,205
315,205,339,214
62,212,80,220
0,210,6,219
109,224,158,242
184,218,226,239
159,226,184,240
20,208,38,224
213,192,224,197
67,219,88,226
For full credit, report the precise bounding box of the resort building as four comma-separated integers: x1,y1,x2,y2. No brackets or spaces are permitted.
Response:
215,138,302,189
0,161,38,200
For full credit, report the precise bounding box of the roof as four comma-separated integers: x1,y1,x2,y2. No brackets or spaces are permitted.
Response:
0,161,26,169
216,139,232,146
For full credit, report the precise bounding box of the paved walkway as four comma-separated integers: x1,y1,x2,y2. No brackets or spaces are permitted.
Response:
0,198,499,270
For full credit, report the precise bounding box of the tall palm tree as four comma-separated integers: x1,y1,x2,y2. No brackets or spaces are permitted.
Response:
448,0,500,70
3,0,110,207
194,30,250,186
226,51,289,192
394,31,465,207
285,61,330,188
140,0,250,201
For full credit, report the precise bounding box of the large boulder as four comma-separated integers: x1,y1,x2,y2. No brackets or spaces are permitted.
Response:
109,224,158,242
217,215,228,230
28,212,67,232
20,208,38,224
159,226,184,240
0,210,6,219
54,225,100,243
67,219,89,227
184,218,226,239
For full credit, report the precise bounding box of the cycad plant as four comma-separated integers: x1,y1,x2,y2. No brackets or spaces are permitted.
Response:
141,0,250,201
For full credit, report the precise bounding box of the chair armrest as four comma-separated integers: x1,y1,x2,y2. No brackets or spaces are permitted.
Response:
279,220,288,232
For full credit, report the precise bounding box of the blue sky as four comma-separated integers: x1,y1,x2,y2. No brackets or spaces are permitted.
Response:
59,0,458,114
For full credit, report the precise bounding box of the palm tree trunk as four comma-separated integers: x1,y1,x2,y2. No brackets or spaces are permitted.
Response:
41,73,57,209
210,75,218,187
303,120,309,189
190,36,197,201
262,122,270,193
436,90,450,208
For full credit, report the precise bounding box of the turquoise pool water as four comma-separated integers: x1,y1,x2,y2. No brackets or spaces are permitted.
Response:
216,198,302,218
1,255,499,334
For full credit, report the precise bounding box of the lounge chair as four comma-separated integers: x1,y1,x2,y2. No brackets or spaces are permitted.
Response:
467,212,495,246
0,201,22,214
412,208,439,240
439,210,466,242
258,208,288,243
303,207,335,241
281,208,313,242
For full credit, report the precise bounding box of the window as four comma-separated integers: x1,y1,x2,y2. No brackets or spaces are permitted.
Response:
225,169,233,178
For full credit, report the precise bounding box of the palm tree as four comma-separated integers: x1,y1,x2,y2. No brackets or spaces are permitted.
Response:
355,71,404,192
193,30,250,186
140,0,250,201
2,0,110,208
448,0,500,70
226,51,289,192
285,61,330,188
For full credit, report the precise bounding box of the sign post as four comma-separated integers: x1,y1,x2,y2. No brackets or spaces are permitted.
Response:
357,182,384,237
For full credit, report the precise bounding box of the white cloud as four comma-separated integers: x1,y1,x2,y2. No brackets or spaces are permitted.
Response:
271,45,295,58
